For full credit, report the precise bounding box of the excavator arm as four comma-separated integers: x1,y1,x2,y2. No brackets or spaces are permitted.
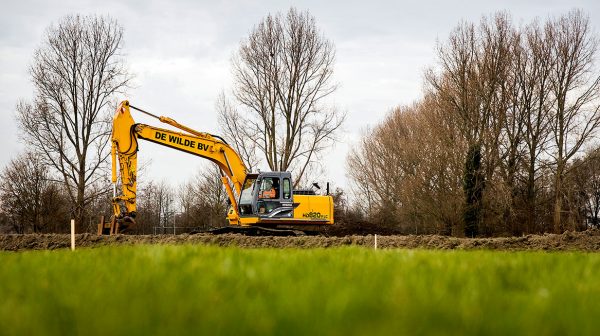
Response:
110,101,247,227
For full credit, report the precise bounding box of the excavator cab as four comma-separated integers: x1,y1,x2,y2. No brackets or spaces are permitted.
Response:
238,172,295,218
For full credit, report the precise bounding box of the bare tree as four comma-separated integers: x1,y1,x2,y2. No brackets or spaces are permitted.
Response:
176,179,197,229
155,181,175,230
223,8,344,186
0,212,9,234
426,13,516,236
134,181,158,234
174,166,228,230
564,148,600,229
0,152,68,233
17,15,130,232
546,10,600,232
191,166,228,228
512,20,555,233
216,93,260,171
136,181,175,233
347,96,465,234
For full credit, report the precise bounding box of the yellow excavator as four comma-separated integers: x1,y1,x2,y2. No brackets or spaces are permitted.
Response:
99,101,334,234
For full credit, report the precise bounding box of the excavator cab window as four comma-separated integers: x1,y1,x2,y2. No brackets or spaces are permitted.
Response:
238,176,257,215
283,178,291,199
259,177,280,199
257,177,281,214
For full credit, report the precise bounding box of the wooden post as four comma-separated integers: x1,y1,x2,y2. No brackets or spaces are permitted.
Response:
70,219,75,251
97,216,105,235
374,234,378,250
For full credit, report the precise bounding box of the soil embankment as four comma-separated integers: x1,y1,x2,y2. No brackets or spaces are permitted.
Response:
2,230,600,251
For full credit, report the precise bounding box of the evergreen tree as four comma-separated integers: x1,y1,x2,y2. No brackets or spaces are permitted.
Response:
464,144,484,237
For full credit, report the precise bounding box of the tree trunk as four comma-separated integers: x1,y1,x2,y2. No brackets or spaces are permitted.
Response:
525,162,536,234
75,181,85,233
553,163,564,233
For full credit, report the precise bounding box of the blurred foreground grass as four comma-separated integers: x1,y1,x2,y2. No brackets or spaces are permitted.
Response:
1,245,599,335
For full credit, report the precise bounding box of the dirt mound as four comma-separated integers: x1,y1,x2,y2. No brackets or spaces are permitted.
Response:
2,230,600,252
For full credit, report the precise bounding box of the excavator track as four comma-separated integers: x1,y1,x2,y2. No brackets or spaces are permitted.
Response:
203,226,306,236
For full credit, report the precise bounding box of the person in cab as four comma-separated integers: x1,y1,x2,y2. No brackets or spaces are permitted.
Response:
259,178,279,199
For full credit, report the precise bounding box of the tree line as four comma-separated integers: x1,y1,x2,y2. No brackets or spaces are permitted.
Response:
0,149,228,234
347,10,600,236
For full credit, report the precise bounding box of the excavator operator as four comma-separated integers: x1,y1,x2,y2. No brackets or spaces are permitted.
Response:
259,178,279,199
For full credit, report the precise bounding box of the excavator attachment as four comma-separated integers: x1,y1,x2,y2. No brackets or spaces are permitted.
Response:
98,215,136,235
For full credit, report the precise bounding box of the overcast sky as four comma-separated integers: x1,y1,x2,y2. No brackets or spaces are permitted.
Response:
1,0,599,191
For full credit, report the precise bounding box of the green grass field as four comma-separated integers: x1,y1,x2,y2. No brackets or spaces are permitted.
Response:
1,245,599,335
